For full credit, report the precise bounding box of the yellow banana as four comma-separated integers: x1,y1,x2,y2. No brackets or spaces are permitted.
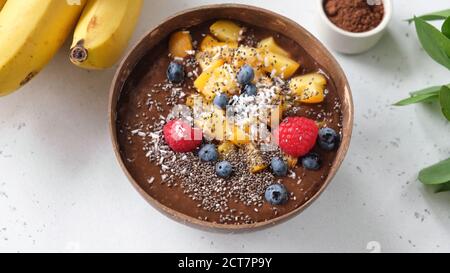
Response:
69,0,143,70
0,0,86,96
0,0,7,10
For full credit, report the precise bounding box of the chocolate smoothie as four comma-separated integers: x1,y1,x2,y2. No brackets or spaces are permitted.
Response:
115,20,343,225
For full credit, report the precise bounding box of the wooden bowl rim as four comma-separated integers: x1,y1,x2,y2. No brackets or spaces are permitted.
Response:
108,3,354,232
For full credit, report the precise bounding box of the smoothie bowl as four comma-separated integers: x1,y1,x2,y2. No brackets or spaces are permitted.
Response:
109,4,353,231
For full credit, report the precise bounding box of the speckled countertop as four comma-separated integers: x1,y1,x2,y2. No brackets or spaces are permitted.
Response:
0,0,449,252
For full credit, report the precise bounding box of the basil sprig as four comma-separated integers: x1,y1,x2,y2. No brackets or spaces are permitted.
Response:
414,18,450,69
443,17,450,38
440,85,450,120
395,15,450,122
406,9,450,23
396,10,450,192
419,158,450,193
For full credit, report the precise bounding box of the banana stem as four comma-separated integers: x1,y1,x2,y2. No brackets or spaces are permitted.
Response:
70,42,88,63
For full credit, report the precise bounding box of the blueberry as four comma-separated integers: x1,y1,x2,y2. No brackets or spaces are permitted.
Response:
237,65,254,85
167,62,184,83
264,184,289,205
242,83,257,96
301,153,321,170
213,93,229,109
216,161,233,178
270,157,288,177
198,144,218,162
318,127,340,151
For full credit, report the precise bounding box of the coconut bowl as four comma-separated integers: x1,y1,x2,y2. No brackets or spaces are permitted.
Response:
109,4,354,232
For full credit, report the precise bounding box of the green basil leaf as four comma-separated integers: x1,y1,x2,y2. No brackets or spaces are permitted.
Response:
394,93,438,106
440,85,450,120
407,9,450,23
443,17,450,39
435,181,450,193
414,17,450,69
411,84,450,96
420,94,441,104
419,158,450,185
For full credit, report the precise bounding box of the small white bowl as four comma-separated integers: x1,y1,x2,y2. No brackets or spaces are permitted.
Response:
317,0,392,54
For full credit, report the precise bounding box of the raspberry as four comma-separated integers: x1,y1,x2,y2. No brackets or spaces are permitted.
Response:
163,119,202,153
273,117,318,157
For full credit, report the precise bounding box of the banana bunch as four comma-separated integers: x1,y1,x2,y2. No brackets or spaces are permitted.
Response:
0,0,143,97
0,0,6,10
70,0,143,69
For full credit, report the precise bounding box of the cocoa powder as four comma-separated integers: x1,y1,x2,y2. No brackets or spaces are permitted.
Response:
324,0,384,33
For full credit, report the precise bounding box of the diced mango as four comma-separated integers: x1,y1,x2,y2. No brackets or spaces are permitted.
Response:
262,51,300,79
232,46,264,69
210,20,242,42
200,35,219,51
196,51,216,71
168,31,193,58
194,59,224,97
193,104,250,145
258,37,290,57
198,87,215,102
218,141,236,156
203,64,239,97
194,72,211,93
245,143,268,173
200,35,238,52
284,154,298,169
186,94,195,108
195,48,234,71
289,73,327,104
186,94,202,108
251,164,267,174
254,67,266,80
226,121,251,145
194,106,227,141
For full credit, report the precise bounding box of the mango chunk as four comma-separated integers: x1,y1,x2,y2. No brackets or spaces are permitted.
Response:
232,45,264,69
262,51,300,79
218,141,236,156
168,31,193,58
289,73,327,104
258,37,290,57
283,154,298,169
245,143,268,173
203,64,239,97
196,51,217,71
210,20,242,42
195,106,227,141
195,48,234,71
193,105,250,145
194,59,224,98
200,35,238,52
186,94,202,108
226,121,251,145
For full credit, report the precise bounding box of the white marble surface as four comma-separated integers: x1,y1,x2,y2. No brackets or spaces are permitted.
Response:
0,0,449,253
